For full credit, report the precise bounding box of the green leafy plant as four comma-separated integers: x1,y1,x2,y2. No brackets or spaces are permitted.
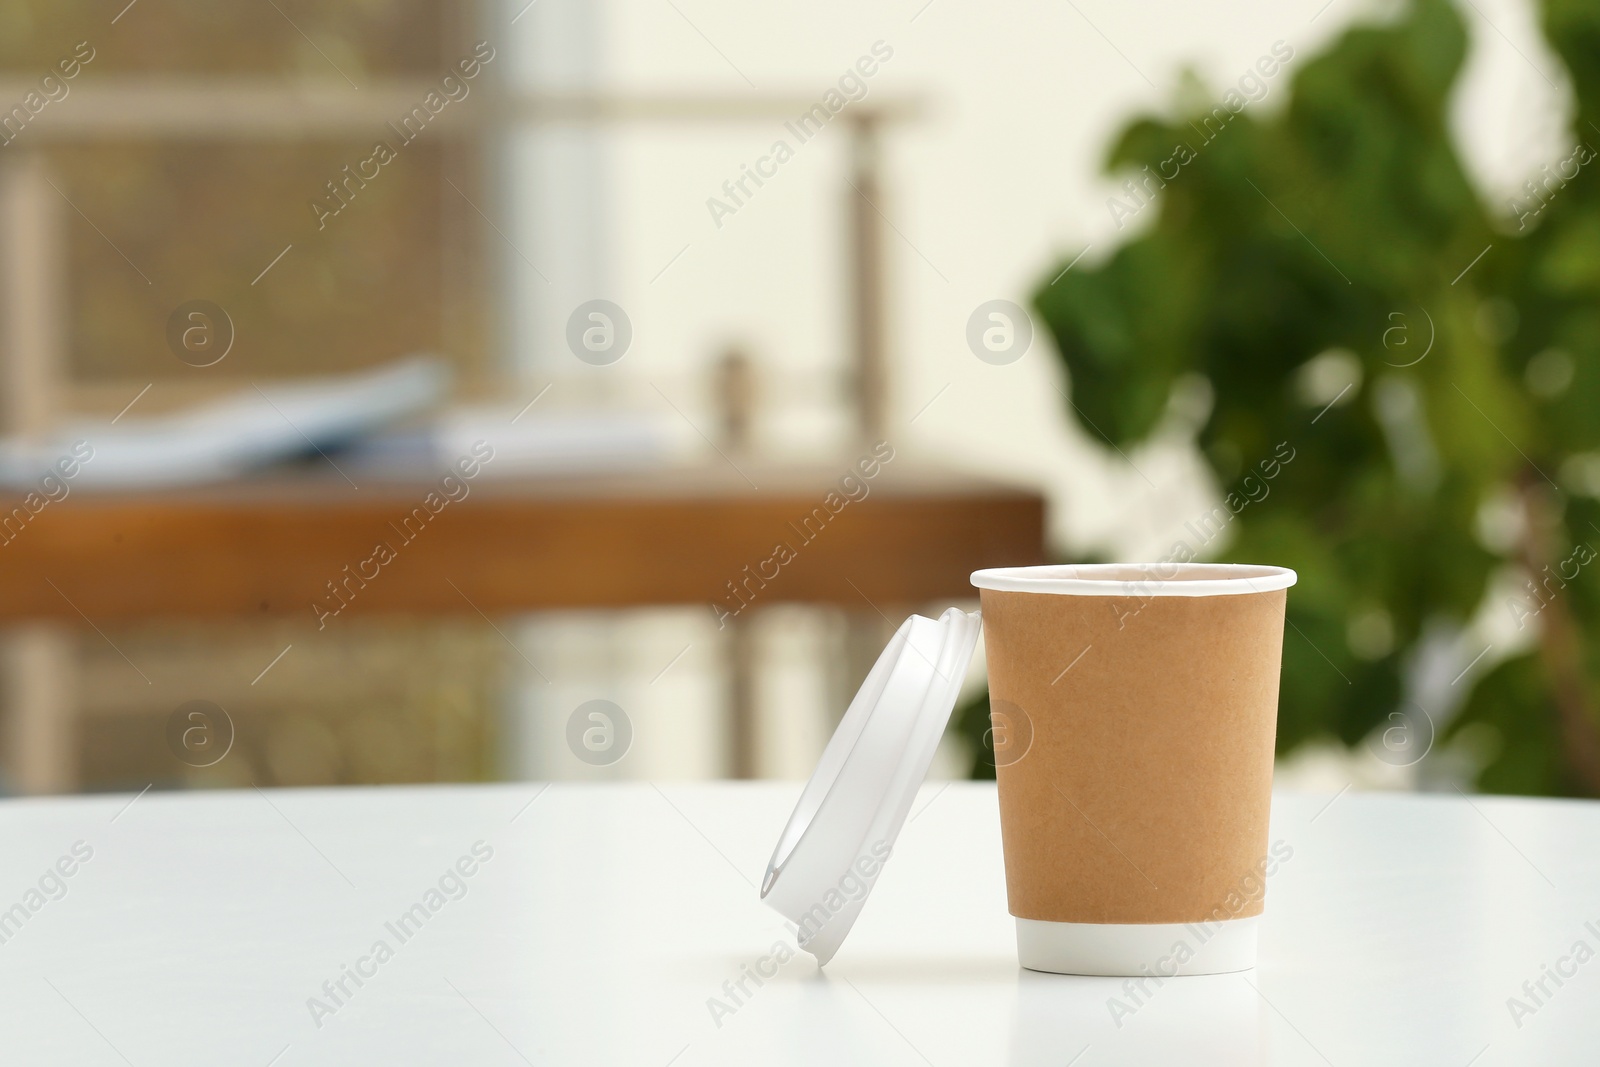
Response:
963,0,1600,795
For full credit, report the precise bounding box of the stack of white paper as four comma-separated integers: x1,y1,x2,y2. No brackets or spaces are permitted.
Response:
0,357,448,489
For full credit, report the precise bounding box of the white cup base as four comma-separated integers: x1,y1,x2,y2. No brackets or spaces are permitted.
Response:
1015,915,1258,976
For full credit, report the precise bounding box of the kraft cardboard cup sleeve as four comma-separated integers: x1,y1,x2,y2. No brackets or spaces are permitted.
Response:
970,563,1296,976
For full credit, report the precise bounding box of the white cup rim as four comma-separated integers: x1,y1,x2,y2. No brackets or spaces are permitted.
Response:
970,563,1297,598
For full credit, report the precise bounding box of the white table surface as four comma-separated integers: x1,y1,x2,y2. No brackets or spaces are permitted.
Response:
1,782,1597,1066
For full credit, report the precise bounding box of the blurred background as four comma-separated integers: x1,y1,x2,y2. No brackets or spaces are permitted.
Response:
0,0,1593,798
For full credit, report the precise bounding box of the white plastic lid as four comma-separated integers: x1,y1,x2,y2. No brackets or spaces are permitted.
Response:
760,607,982,965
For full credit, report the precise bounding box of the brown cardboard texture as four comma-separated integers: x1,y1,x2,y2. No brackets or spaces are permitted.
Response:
981,585,1287,924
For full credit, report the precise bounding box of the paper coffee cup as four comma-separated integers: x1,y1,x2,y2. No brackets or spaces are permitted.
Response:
970,563,1296,976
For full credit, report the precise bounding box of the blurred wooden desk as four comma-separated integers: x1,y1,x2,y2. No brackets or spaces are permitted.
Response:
0,461,1043,788
0,462,1045,622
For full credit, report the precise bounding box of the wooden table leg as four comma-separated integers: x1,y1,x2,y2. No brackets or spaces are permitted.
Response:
726,613,758,779
1,625,77,794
